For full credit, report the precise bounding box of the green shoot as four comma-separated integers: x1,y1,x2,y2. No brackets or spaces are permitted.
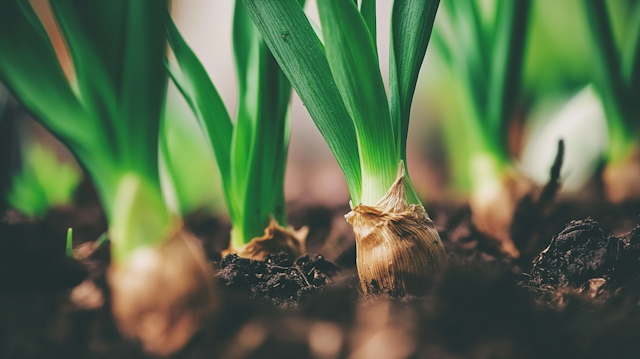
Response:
243,0,439,207
584,0,640,164
243,0,447,293
166,0,304,254
0,0,172,263
434,0,532,191
0,2,217,352
66,228,73,258
430,0,531,257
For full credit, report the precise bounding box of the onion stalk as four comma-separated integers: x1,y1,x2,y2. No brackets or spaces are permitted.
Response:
433,0,532,257
165,0,307,260
584,0,640,203
243,0,446,295
0,0,216,354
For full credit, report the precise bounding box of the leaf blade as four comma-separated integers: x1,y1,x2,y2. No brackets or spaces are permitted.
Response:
49,0,126,151
166,16,234,189
0,0,99,159
485,0,531,161
388,0,440,204
360,0,377,55
242,0,362,204
318,0,396,205
232,0,293,244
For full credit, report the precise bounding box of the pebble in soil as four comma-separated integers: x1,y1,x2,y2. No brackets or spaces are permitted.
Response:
526,218,640,310
218,252,340,309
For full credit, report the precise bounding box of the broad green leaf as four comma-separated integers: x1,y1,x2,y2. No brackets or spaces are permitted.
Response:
243,0,362,204
0,0,98,156
118,0,169,185
166,16,234,198
388,0,440,204
231,0,259,223
318,0,396,204
585,0,637,161
232,0,293,244
485,0,531,162
446,0,488,121
360,0,377,55
622,2,640,102
49,0,126,150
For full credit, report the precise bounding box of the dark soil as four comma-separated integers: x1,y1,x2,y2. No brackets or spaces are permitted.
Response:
528,218,639,288
3,184,640,358
218,252,339,308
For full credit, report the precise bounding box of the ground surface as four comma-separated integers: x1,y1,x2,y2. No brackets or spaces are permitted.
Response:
2,183,640,359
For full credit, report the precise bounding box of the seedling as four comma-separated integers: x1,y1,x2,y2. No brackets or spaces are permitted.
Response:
243,0,446,295
66,228,73,258
166,0,306,259
433,0,532,257
0,0,215,354
584,0,640,203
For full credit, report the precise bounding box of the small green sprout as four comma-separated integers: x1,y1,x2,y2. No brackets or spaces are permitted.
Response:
243,0,446,295
0,0,215,354
66,228,73,258
166,0,306,259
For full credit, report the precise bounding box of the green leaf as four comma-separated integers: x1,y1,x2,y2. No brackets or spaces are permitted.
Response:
318,0,396,205
485,0,531,162
49,0,126,150
446,0,489,122
0,0,99,157
242,0,362,204
389,0,440,204
585,0,636,161
623,2,640,103
166,16,234,203
118,1,169,185
360,0,377,55
231,0,293,245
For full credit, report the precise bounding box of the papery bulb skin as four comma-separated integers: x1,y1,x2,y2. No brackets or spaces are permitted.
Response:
346,165,447,296
603,147,640,204
223,218,308,260
109,227,217,356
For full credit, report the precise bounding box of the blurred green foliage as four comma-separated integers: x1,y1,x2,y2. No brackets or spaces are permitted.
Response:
523,0,591,96
8,143,81,217
160,92,225,217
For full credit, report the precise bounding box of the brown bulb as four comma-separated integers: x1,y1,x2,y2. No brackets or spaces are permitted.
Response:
223,218,308,260
603,147,640,203
469,169,531,258
109,227,217,356
346,164,447,296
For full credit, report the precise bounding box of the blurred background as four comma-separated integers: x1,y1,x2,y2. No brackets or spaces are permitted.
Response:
3,0,632,219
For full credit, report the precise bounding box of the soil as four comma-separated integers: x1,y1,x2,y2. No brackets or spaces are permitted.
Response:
2,181,640,358
218,252,339,309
